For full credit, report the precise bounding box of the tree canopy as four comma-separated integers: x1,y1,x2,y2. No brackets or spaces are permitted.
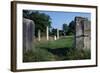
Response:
67,21,75,35
23,10,52,37
23,10,76,37
62,23,68,36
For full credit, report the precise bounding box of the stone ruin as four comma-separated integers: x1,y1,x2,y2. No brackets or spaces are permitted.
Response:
23,16,91,52
75,17,91,50
23,18,35,52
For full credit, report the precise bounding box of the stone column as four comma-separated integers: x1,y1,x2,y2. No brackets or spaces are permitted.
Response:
57,29,59,39
38,30,41,41
75,17,84,50
46,26,49,40
74,17,91,50
23,18,35,52
54,36,57,40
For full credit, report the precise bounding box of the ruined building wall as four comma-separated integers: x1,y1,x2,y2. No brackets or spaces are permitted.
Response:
75,17,91,50
83,19,91,49
23,18,35,52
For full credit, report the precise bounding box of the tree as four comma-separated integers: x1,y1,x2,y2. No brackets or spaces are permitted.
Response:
62,23,68,36
23,10,31,19
59,30,64,36
23,10,52,37
68,21,75,35
51,28,57,36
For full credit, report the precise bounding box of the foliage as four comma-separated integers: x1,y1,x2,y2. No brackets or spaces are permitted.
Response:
67,21,75,35
62,23,68,36
23,48,56,62
23,10,76,37
23,10,52,37
50,28,57,36
65,49,91,60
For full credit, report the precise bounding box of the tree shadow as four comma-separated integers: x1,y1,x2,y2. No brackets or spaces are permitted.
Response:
41,47,71,57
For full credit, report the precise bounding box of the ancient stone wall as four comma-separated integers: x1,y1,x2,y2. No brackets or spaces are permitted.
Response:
75,17,91,50
23,18,35,52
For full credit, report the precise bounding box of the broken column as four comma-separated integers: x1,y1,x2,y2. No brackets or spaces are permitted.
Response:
38,30,41,41
75,17,84,50
46,26,49,40
57,29,59,39
54,36,57,40
83,18,91,49
23,18,35,52
75,17,91,50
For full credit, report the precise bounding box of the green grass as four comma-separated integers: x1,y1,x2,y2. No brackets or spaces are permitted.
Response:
23,48,56,62
35,36,74,49
23,36,91,62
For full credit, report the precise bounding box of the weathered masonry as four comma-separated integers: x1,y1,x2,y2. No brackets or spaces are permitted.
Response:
23,18,35,52
75,17,91,50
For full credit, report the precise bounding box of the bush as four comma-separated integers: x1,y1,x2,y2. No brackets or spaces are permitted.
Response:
65,48,91,60
23,48,56,62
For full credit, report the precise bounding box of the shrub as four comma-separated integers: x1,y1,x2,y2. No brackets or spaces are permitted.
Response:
23,48,56,62
65,48,91,60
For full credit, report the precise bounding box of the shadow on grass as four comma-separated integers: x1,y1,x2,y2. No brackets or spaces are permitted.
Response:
39,47,73,60
43,47,70,57
39,47,91,60
23,46,91,62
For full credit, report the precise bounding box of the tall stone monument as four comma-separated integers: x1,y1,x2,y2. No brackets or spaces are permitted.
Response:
75,17,91,50
23,18,35,52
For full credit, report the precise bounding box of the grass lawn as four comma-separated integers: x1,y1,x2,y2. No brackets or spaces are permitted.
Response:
23,36,91,62
35,36,74,49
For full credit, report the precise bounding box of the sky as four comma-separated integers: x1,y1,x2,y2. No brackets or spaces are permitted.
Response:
39,11,91,30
